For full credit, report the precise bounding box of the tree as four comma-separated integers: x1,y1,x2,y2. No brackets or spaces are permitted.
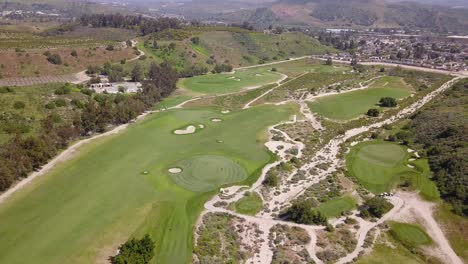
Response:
363,197,393,218
325,57,333,66
379,97,397,107
131,64,144,82
111,234,155,264
283,201,328,225
263,172,278,187
366,108,379,117
190,36,200,45
46,53,62,65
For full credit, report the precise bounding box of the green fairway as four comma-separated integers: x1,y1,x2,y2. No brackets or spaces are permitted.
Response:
390,222,432,246
308,82,412,120
232,192,263,215
169,155,247,192
178,67,282,94
316,195,356,218
0,104,296,264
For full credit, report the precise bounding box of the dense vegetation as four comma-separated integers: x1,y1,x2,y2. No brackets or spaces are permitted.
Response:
406,79,467,215
111,235,155,264
282,200,328,225
0,61,178,192
79,14,181,35
361,197,394,218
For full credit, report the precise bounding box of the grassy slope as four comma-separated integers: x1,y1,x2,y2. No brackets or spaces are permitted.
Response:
308,77,412,120
435,204,468,262
346,141,438,195
0,104,296,264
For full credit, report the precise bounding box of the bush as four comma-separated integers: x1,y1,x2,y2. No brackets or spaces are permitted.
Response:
379,97,397,107
363,197,393,218
46,54,62,65
54,85,72,95
366,108,379,117
111,234,155,264
45,102,56,109
54,99,67,107
284,201,328,225
263,172,278,187
70,50,78,57
213,63,232,73
106,45,114,51
13,101,25,109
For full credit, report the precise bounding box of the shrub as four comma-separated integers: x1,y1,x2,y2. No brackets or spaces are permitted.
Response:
13,101,25,109
54,99,67,107
54,85,72,95
366,108,379,117
0,86,14,93
111,234,155,264
45,102,56,109
213,64,233,73
263,172,278,187
363,197,393,218
106,44,114,51
190,36,200,45
284,201,328,225
71,50,78,57
46,54,62,65
379,97,397,107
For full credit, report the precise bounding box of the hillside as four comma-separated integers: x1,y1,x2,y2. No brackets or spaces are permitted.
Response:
215,0,468,33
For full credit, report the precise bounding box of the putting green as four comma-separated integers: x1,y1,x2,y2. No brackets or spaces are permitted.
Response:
169,155,247,192
346,141,439,197
0,104,297,264
317,195,356,218
308,84,411,120
390,222,432,246
178,67,282,94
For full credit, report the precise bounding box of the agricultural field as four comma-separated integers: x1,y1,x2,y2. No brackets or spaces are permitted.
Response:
308,77,412,120
178,67,282,95
346,140,439,196
0,104,297,264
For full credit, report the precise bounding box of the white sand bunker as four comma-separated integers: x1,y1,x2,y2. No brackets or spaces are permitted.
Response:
409,158,416,161
407,164,415,169
350,141,359,146
174,125,196,135
211,118,223,122
221,110,230,114
216,140,224,143
198,124,205,128
168,167,182,173
407,148,414,153
255,74,262,76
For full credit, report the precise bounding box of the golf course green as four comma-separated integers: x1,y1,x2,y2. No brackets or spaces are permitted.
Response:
308,77,412,120
390,222,432,246
346,141,439,196
178,67,282,94
317,195,356,218
0,104,296,264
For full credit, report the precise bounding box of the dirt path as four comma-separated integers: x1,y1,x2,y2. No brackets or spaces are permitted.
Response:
391,192,464,264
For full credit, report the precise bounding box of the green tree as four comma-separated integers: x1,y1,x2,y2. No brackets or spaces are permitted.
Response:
379,97,397,107
366,108,379,117
363,197,393,218
284,201,328,225
111,234,155,264
131,64,144,82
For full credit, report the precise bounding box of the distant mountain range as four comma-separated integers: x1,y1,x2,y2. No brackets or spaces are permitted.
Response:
154,0,468,34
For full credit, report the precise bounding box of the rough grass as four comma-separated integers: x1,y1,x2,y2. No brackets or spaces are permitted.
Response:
316,195,356,218
178,67,282,95
435,203,468,262
308,86,411,120
233,192,263,215
390,222,432,247
0,104,297,264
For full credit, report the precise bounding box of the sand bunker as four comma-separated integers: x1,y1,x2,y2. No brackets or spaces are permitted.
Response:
198,124,205,129
216,140,224,143
221,110,230,114
407,164,415,169
407,148,414,153
174,125,196,135
168,167,182,173
350,141,359,146
211,118,223,122
414,152,420,158
409,158,416,161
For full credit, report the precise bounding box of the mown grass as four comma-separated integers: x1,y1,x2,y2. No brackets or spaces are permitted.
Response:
316,195,356,218
346,141,438,195
308,86,411,120
232,192,263,215
178,67,281,95
0,104,297,264
390,222,432,247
